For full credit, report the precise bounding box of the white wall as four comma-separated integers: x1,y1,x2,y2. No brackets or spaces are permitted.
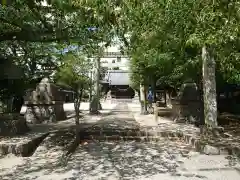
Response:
101,57,129,70
108,71,130,85
100,45,129,70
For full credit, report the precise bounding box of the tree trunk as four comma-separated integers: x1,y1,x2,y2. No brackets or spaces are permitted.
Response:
138,91,141,100
202,46,218,129
89,71,93,102
151,79,156,103
164,90,167,106
71,96,81,156
12,95,24,113
140,84,148,114
166,91,172,108
90,57,102,114
6,97,14,113
66,95,81,156
74,88,83,142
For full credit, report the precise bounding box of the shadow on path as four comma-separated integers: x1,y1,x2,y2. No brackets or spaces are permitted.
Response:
0,133,195,180
1,103,240,179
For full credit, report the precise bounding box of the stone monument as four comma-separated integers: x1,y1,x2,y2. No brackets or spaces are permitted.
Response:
132,90,139,102
24,78,66,124
173,81,204,126
106,90,112,100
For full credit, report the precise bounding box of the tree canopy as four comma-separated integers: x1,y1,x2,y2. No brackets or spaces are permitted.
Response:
1,0,240,118
116,0,240,88
0,0,118,111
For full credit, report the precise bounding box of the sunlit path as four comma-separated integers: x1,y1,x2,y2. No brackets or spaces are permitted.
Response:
1,101,239,180
20,102,118,115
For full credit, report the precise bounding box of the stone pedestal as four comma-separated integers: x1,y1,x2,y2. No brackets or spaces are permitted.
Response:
24,78,66,124
133,90,139,101
25,101,66,124
106,90,112,99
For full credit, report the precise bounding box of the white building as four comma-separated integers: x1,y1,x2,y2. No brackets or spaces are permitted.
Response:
99,45,131,86
100,45,129,71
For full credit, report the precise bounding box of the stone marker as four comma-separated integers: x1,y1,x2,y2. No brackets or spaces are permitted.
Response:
173,81,204,126
24,78,66,124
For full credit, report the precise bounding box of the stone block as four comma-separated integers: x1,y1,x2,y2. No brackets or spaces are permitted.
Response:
36,80,63,102
173,82,204,125
188,151,200,157
25,102,66,124
203,145,220,155
23,89,34,101
219,148,229,155
24,78,66,124
25,78,64,105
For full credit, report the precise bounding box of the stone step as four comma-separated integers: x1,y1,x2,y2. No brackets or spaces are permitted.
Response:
0,129,188,157
0,132,49,157
1,127,240,159
78,135,183,142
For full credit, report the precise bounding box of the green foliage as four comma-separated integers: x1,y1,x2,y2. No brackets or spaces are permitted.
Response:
0,0,115,43
1,0,240,107
54,52,91,94
118,0,240,88
0,0,117,106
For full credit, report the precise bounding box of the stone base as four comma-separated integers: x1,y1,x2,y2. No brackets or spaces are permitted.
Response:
25,102,66,124
90,98,102,113
0,113,30,136
200,125,224,137
172,101,204,126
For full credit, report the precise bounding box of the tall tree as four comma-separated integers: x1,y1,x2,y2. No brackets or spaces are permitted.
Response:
0,0,118,111
117,0,240,129
54,51,91,143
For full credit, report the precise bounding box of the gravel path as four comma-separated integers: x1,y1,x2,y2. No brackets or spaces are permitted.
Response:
1,101,240,180
0,138,195,180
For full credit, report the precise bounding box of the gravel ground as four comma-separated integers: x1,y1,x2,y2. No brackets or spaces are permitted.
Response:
1,100,240,180
0,137,195,180
1,137,238,180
